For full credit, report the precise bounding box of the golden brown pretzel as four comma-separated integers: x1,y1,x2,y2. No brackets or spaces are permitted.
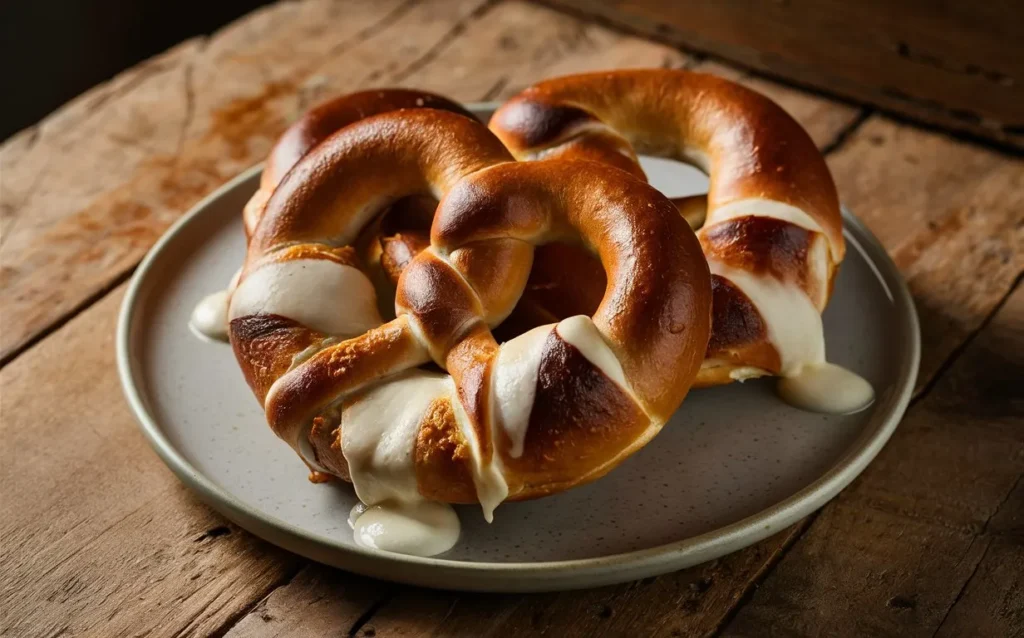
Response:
231,110,711,517
242,88,475,239
489,69,845,386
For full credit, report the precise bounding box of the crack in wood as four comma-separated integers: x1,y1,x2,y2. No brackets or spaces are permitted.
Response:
708,520,813,637
346,593,395,637
174,47,202,164
391,0,501,85
820,109,873,155
930,538,993,638
910,269,1023,405
894,41,1017,88
309,0,422,74
479,75,510,102
206,563,305,638
0,265,136,369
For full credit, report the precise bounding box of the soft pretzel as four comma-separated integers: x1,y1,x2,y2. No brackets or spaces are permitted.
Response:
242,88,475,239
233,110,711,521
488,69,845,386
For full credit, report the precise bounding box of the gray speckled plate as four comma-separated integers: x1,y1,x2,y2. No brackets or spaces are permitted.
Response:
117,104,919,592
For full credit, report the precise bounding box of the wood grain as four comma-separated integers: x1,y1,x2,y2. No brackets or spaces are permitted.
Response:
825,117,1024,390
722,287,1024,637
0,287,302,637
541,0,1024,149
222,567,388,637
215,523,805,637
934,475,1024,638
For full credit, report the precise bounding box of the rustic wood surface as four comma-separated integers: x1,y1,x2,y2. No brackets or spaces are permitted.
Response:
541,0,1024,150
0,1,1020,636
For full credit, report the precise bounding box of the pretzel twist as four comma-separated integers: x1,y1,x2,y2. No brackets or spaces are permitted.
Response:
231,110,711,516
489,69,845,385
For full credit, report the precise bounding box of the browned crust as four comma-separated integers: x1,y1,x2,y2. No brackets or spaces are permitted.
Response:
443,326,499,468
256,243,360,269
394,250,484,363
489,69,844,260
308,414,350,481
502,330,650,497
700,217,813,290
262,317,429,444
490,101,597,151
234,102,713,507
490,69,843,388
380,232,430,283
703,275,780,373
245,91,473,240
229,314,324,404
430,160,712,421
414,396,478,503
250,110,513,256
263,89,476,191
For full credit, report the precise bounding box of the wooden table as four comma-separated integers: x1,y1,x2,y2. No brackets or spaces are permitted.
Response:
1,1,1021,635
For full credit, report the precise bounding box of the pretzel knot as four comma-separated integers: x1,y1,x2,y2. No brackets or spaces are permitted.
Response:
230,109,711,517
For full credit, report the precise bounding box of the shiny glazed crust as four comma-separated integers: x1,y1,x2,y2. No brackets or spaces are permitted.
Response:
242,88,475,239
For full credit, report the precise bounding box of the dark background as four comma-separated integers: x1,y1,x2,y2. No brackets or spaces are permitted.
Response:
1,0,273,141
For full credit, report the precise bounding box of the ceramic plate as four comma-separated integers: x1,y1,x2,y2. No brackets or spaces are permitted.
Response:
118,104,919,592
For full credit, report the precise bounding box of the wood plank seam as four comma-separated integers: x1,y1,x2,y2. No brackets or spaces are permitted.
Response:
390,0,502,85
0,265,137,368
528,0,706,65
865,108,1024,160
704,518,815,637
531,0,1024,158
819,110,873,156
907,269,1023,410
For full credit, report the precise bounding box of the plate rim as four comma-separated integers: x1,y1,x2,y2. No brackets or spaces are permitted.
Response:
116,106,921,591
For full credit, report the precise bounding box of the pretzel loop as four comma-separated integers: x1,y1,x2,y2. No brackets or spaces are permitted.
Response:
489,69,845,386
